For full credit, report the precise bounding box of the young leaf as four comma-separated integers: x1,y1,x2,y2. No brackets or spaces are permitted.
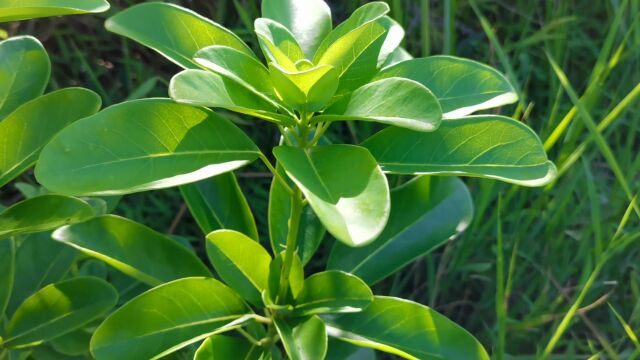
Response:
254,18,305,71
0,36,50,119
205,229,271,306
0,195,95,239
377,17,405,68
2,277,117,349
314,77,442,132
6,232,77,317
269,166,325,265
36,99,261,196
0,238,15,318
52,215,212,286
0,0,110,22
0,88,101,188
382,46,413,69
273,145,390,247
269,62,338,112
194,336,261,360
274,315,328,360
375,56,518,118
194,45,283,110
169,69,293,126
267,251,304,304
261,0,332,57
293,271,373,316
328,176,473,285
361,115,557,186
325,296,490,360
105,2,254,69
181,173,259,240
90,278,251,360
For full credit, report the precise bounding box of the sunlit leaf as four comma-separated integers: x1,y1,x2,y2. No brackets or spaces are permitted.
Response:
0,0,110,22
254,18,305,71
274,315,327,360
194,335,261,360
293,271,373,316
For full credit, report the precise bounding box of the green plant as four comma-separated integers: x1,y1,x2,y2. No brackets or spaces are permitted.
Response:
1,0,558,359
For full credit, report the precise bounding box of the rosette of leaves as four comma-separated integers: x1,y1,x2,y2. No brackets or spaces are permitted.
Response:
0,2,121,358
31,0,556,359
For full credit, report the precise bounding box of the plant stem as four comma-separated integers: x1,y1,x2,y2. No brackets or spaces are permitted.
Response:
259,153,293,195
276,187,303,304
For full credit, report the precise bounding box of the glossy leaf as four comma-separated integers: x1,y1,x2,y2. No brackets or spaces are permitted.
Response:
269,62,338,112
181,173,258,239
0,0,109,22
377,17,405,68
327,339,376,360
293,271,373,316
90,277,251,360
0,88,101,188
325,296,490,359
267,251,304,304
315,77,442,132
0,36,50,119
2,277,117,349
169,69,293,125
261,0,332,57
328,176,473,285
50,328,91,356
105,2,253,69
273,145,390,247
194,45,283,110
0,195,94,239
205,230,271,306
254,18,305,71
382,46,413,69
361,115,557,186
52,215,211,286
274,315,327,360
0,238,15,318
269,166,325,265
36,99,260,196
194,335,261,360
7,232,77,317
375,56,518,118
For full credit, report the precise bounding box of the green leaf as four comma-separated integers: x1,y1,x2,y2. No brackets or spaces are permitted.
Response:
377,17,405,68
2,277,117,349
361,115,557,186
273,145,390,247
293,271,372,317
90,277,251,360
105,2,254,69
0,0,109,22
50,328,91,356
314,77,442,132
0,36,50,119
261,0,332,57
328,176,473,285
36,99,260,196
0,87,101,188
269,166,325,265
194,336,261,360
0,238,15,318
254,18,305,71
0,195,95,239
269,62,338,112
267,251,304,304
181,173,258,239
169,69,293,125
327,338,376,360
7,232,77,317
382,46,413,69
375,56,518,118
205,229,271,306
194,45,284,111
325,296,490,360
52,215,211,286
274,316,327,360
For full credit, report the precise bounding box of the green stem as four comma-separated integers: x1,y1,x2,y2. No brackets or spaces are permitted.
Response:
259,153,293,195
276,187,303,304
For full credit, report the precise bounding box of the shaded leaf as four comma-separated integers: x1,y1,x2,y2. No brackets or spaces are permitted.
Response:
273,145,390,247
0,238,15,317
90,277,251,360
0,88,101,188
293,271,373,316
328,176,473,285
36,99,260,196
105,2,253,69
267,251,304,305
325,296,490,360
194,335,261,360
361,115,556,186
52,215,211,286
274,315,327,360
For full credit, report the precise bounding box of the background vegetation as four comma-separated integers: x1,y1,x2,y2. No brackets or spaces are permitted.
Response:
1,0,639,358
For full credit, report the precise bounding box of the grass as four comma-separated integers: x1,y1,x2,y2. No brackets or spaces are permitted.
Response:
1,0,639,358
